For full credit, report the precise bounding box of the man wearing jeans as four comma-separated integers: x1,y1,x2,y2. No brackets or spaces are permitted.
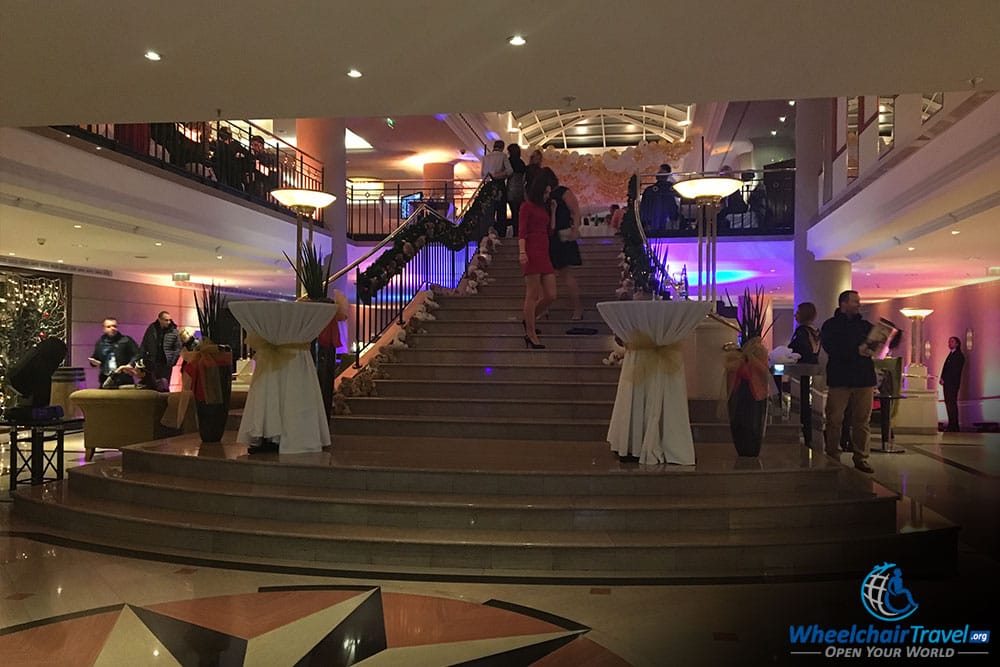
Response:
820,290,876,473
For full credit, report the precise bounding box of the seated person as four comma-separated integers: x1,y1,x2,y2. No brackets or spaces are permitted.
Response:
211,127,250,190
716,165,749,230
246,135,278,198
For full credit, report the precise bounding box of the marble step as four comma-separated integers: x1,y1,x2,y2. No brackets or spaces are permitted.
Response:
430,307,611,322
332,413,800,443
116,437,843,497
64,462,899,533
419,319,612,336
389,347,610,365
13,483,957,577
373,361,621,382
343,396,614,421
407,333,615,351
372,378,620,401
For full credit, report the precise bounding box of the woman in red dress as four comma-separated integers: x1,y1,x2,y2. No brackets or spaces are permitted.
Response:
518,167,558,348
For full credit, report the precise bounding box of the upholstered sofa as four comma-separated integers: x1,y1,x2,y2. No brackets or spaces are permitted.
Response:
70,388,197,461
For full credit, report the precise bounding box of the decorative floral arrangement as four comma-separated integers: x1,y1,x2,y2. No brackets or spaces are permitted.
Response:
355,181,504,304
536,140,692,207
602,338,627,366
184,283,233,404
723,287,775,401
618,203,655,294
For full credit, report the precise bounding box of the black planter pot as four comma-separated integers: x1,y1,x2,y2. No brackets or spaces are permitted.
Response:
196,345,233,444
728,379,768,457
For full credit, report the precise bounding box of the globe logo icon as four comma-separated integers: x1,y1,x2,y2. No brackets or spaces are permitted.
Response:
861,562,919,622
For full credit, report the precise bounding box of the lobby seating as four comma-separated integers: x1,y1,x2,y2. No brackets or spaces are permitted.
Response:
70,388,197,461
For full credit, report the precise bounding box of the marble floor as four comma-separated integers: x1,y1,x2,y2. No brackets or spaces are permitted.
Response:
1,430,997,666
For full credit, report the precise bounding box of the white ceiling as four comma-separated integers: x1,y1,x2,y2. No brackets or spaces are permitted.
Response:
2,1,999,126
1,0,999,302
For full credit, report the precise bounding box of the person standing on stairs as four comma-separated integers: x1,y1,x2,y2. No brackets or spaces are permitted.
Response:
506,143,527,239
546,172,584,320
518,167,558,349
481,139,513,237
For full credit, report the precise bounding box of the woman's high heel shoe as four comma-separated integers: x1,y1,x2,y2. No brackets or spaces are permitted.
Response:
521,320,541,335
524,336,546,349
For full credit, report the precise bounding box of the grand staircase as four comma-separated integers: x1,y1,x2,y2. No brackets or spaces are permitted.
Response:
13,238,958,579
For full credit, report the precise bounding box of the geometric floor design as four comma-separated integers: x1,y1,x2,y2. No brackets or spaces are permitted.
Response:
0,586,628,666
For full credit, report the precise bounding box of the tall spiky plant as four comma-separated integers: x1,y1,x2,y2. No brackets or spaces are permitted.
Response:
727,286,774,344
194,282,227,343
284,242,332,300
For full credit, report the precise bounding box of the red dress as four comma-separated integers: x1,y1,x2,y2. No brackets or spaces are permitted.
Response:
518,201,555,275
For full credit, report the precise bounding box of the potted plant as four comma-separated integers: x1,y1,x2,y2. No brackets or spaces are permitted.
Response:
724,286,775,457
284,242,348,418
183,283,233,443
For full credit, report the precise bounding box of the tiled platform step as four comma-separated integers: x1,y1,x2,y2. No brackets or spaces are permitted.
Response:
63,462,897,534
332,412,800,443
410,333,615,351
373,361,621,382
390,348,610,365
12,438,956,577
373,379,619,401
433,296,614,310
419,319,613,336
431,305,612,321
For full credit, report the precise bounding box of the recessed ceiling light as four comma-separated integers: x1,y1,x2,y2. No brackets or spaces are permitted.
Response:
57,259,64,263
95,146,101,150
951,230,961,235
65,134,71,138
144,50,162,61
865,272,871,276
788,100,796,106
154,241,163,246
72,224,82,229
907,246,915,251
769,269,776,273
347,68,362,78
216,254,223,260
8,252,15,256
778,116,786,123
508,35,526,46
770,130,777,136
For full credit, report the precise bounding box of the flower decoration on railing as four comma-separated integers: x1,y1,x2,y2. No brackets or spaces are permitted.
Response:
619,204,655,294
355,181,504,304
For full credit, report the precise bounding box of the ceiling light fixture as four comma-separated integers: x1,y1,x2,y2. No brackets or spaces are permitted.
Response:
779,116,786,123
72,224,82,229
951,230,961,235
907,246,915,251
508,35,526,46
347,69,362,78
770,130,777,136
788,100,796,106
144,50,161,61
154,242,162,246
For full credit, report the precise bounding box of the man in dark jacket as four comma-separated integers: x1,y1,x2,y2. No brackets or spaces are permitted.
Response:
820,290,876,473
939,336,965,432
140,311,181,390
88,318,140,387
639,164,680,232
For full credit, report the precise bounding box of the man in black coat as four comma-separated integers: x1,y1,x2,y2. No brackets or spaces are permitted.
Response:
140,311,181,390
820,290,876,473
939,336,965,432
88,318,140,387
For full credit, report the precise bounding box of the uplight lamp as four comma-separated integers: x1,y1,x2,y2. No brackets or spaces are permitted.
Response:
673,176,742,202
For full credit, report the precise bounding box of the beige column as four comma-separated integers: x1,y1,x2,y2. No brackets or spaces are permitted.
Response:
295,118,348,292
794,98,851,322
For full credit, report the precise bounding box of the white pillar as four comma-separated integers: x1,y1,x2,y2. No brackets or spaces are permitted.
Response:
794,98,851,322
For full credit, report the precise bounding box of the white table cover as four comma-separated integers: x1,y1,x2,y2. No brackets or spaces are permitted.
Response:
597,300,712,465
230,300,338,453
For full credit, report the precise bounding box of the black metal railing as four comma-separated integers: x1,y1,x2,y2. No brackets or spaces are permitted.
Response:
339,181,501,366
56,120,326,225
347,179,480,241
637,166,795,238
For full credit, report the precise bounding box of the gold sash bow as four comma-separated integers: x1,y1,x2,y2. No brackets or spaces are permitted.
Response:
245,332,310,381
625,331,683,385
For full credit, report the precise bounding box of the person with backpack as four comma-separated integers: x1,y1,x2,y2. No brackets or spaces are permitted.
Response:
506,143,527,239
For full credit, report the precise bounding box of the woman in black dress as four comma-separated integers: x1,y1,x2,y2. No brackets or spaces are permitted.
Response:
547,172,583,320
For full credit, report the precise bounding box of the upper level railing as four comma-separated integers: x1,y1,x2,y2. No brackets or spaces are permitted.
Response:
347,178,481,241
56,120,326,225
636,165,795,238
